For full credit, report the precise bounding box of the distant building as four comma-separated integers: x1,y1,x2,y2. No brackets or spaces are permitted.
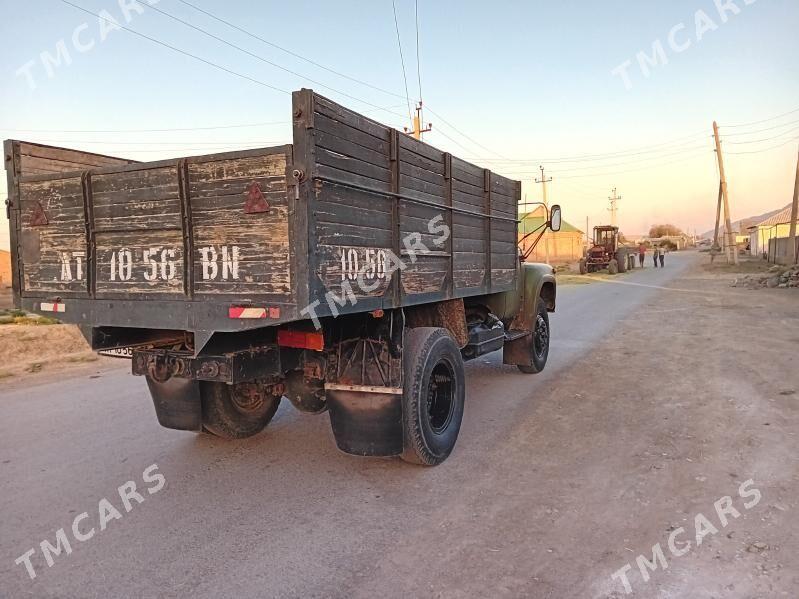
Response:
519,206,584,263
0,250,11,287
747,205,793,257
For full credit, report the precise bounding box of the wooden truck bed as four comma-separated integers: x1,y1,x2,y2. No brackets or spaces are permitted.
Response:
4,90,520,347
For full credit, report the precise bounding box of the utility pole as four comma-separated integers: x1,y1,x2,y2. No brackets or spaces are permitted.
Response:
536,165,553,264
404,101,432,140
788,146,799,264
711,181,723,263
608,187,622,227
712,121,738,264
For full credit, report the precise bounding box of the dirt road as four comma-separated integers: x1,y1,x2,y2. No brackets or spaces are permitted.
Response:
1,252,797,598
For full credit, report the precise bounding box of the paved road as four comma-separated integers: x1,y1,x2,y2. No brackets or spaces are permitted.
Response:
0,253,696,598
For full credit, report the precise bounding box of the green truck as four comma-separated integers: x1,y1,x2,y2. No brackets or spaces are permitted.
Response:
4,90,559,465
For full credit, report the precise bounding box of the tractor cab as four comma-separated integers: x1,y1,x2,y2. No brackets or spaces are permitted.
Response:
593,226,619,254
580,225,627,274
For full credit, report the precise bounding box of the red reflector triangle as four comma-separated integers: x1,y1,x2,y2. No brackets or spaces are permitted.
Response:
30,201,48,226
245,181,270,214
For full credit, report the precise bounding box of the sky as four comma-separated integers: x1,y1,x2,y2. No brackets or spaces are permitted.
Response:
1,0,798,250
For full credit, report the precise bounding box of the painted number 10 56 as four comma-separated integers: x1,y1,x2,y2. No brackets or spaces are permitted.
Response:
109,248,177,281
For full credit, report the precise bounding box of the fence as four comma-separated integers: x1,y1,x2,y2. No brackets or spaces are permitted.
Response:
768,236,799,264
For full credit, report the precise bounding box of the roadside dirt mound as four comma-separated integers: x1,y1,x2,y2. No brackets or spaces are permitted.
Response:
0,324,92,370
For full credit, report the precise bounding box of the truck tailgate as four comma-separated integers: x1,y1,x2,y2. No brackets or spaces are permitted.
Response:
6,142,297,327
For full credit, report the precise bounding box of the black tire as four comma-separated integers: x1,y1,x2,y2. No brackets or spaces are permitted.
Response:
578,259,587,275
400,327,466,466
616,252,627,273
517,298,550,374
608,259,619,275
200,381,281,439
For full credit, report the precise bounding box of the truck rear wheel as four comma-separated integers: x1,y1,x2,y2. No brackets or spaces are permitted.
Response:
200,382,281,439
401,327,466,466
517,298,550,374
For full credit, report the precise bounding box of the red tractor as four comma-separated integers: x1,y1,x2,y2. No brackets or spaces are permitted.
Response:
579,225,628,274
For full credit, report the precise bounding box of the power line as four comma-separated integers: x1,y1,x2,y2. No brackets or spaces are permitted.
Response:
427,126,484,156
724,106,799,129
176,0,407,101
415,0,423,103
74,145,273,154
178,0,503,158
497,151,712,181
59,0,291,95
19,139,287,146
141,0,406,121
0,104,406,135
391,0,414,123
723,117,799,137
463,131,710,165
726,125,799,145
727,136,799,156
500,144,710,176
0,121,289,133
426,107,512,160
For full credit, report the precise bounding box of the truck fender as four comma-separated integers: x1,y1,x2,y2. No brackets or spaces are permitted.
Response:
503,263,555,367
519,263,556,316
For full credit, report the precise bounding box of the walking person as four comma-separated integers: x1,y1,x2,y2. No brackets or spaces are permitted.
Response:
653,246,660,268
659,245,666,268
638,243,646,268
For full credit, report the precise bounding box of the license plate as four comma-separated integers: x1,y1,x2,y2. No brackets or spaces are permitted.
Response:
98,347,135,359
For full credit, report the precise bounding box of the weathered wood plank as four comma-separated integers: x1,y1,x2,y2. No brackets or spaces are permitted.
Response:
314,182,392,214
188,154,286,181
399,161,446,188
399,174,445,201
316,164,391,192
314,95,390,142
316,221,393,247
316,147,392,183
316,130,390,170
399,134,444,164
314,113,390,156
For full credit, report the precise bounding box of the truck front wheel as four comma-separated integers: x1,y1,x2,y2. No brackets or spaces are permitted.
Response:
401,327,466,466
200,382,281,439
517,298,550,374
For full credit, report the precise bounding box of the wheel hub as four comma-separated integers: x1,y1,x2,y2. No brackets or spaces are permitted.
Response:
230,383,267,412
534,314,549,359
426,362,455,434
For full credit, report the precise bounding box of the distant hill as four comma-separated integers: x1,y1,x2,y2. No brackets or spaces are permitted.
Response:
700,204,791,239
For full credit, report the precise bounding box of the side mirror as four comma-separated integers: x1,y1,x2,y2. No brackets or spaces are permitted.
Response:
549,204,562,232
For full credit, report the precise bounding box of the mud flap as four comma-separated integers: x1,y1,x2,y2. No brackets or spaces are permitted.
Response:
503,332,534,367
146,376,203,432
326,389,403,457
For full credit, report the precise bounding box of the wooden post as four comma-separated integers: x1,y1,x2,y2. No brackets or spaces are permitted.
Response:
535,166,552,265
712,121,738,264
788,147,799,264
711,181,722,263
